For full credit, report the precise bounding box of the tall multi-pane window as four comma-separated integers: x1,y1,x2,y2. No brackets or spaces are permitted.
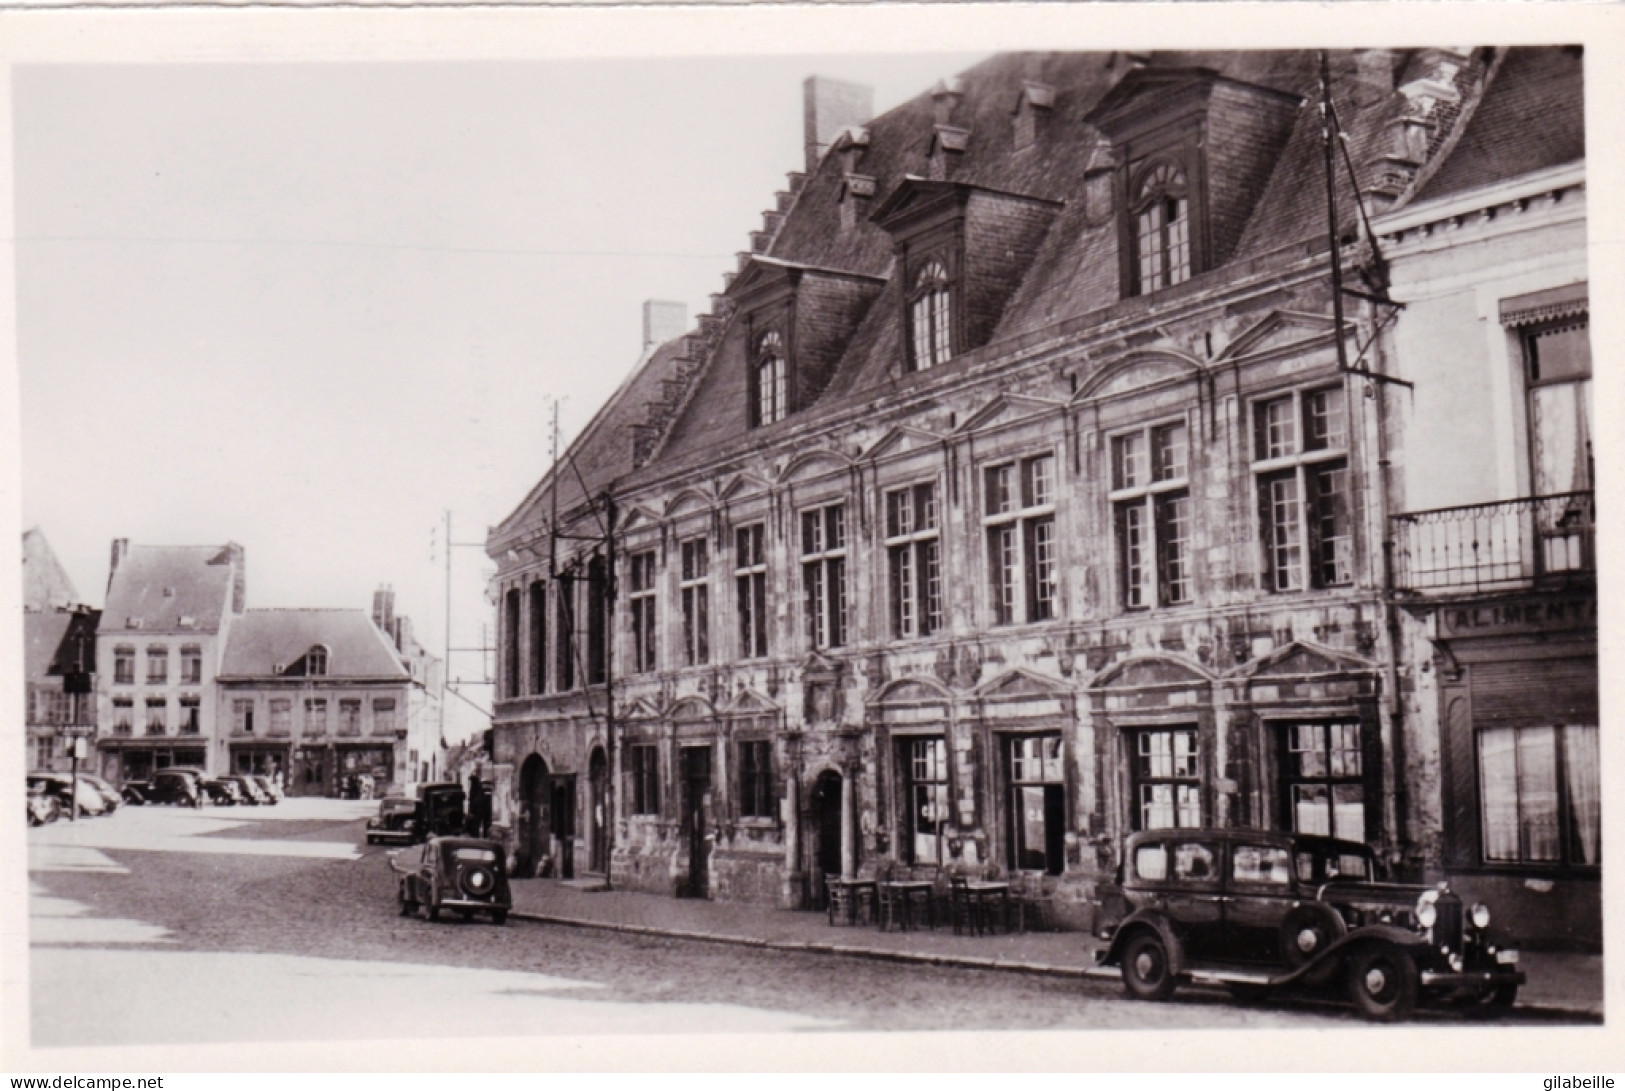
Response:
1254,386,1352,592
113,646,135,685
306,645,328,676
555,571,576,691
528,580,547,694
270,698,293,736
1281,722,1365,841
1132,727,1201,829
737,739,774,819
735,524,769,658
1479,723,1599,867
909,260,953,371
146,645,169,684
338,699,361,736
984,453,1058,625
886,483,943,639
1007,734,1065,875
503,588,521,698
373,699,397,736
753,329,788,426
1112,420,1192,609
680,538,710,665
630,744,661,816
1132,160,1191,295
302,698,325,736
1524,318,1593,573
628,551,658,674
113,696,133,735
902,737,950,865
145,696,167,735
178,694,201,735
800,504,847,649
180,645,203,684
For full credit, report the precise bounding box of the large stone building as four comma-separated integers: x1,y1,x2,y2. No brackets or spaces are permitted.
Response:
484,49,1593,944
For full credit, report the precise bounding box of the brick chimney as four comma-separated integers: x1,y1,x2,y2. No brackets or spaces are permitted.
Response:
107,537,129,593
372,584,396,642
803,75,874,173
642,300,688,350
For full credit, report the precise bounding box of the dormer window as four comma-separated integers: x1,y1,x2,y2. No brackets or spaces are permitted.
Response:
307,645,329,676
909,260,953,371
1132,160,1192,294
752,329,788,427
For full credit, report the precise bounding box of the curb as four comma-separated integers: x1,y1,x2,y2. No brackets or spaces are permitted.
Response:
509,909,1092,979
508,909,1603,1017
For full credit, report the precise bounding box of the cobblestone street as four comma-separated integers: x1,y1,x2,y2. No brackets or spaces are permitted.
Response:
26,801,1593,1049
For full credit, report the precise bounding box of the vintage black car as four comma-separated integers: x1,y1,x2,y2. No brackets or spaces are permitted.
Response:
1092,828,1524,1021
366,796,421,845
122,768,206,807
223,774,271,805
390,836,511,924
201,777,244,805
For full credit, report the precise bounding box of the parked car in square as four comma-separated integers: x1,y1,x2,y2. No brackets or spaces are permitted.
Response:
250,775,283,803
223,774,271,805
27,772,109,817
1091,828,1524,1021
366,796,421,845
201,777,244,806
389,836,511,924
27,781,61,825
75,773,122,813
123,768,206,807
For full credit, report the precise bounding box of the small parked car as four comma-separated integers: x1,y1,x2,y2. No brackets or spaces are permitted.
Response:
124,768,207,807
201,778,244,806
366,796,421,845
223,774,270,805
76,773,122,813
417,783,468,841
250,775,283,803
1091,828,1525,1021
390,836,511,924
27,781,61,825
27,773,108,817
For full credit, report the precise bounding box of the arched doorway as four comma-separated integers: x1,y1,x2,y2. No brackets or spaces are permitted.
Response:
807,770,844,907
517,754,551,879
588,747,609,875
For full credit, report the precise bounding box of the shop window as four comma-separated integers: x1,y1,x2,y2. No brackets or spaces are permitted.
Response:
737,738,774,819
630,744,661,816
1279,721,1365,841
270,698,293,736
146,645,169,685
1131,726,1200,830
735,524,769,659
901,737,950,865
528,580,547,694
113,697,133,735
1478,723,1599,867
113,645,135,685
628,550,658,674
1254,386,1352,591
145,697,168,736
180,645,203,684
1112,419,1192,609
1006,734,1065,875
801,503,848,650
752,329,788,427
302,698,325,736
680,538,710,666
984,454,1058,624
1130,159,1192,295
909,259,953,371
178,694,201,736
886,483,942,639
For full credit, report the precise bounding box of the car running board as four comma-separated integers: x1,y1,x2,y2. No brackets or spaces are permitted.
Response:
1186,968,1277,987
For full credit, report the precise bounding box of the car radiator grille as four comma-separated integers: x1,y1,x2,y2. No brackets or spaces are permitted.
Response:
1435,899,1464,950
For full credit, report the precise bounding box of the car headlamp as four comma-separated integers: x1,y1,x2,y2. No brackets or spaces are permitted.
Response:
1415,889,1439,929
1471,903,1491,929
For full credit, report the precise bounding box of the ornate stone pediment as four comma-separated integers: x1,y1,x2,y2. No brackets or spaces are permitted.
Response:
954,393,1065,437
664,489,714,519
666,695,716,722
1090,654,1211,690
1216,310,1340,364
864,424,945,462
972,667,1069,700
724,687,780,715
869,676,952,707
1242,640,1372,680
1074,349,1202,402
616,696,662,722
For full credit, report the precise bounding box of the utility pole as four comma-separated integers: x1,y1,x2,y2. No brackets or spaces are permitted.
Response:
440,509,491,751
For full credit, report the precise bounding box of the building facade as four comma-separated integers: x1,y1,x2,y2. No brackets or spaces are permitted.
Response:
23,528,96,772
485,49,1593,944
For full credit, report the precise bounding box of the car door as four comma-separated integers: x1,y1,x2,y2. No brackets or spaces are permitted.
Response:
1222,840,1297,963
1162,838,1225,959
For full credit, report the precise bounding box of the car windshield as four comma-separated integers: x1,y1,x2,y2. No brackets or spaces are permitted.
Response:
450,847,497,863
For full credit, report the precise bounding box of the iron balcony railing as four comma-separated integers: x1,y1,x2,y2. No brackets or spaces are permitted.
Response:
1391,491,1594,594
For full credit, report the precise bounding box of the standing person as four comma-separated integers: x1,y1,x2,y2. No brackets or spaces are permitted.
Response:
466,774,485,837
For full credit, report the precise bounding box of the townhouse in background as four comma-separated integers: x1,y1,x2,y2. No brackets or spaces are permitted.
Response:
23,528,97,773
476,46,1591,947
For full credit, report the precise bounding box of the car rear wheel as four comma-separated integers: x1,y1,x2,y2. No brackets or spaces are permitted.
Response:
1121,932,1177,1002
1347,944,1418,1021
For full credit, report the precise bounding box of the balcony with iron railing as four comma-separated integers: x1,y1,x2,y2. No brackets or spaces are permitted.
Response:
1390,491,1594,595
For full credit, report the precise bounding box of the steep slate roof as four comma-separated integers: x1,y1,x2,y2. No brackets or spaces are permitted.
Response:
22,527,79,611
1413,46,1584,204
103,545,237,633
219,609,408,680
25,609,100,680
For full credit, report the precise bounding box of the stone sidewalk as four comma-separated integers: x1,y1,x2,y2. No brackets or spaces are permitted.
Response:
507,877,1604,1017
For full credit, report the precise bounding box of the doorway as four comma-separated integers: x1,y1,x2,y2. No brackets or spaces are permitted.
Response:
807,770,844,908
588,747,609,874
517,754,551,878
551,776,577,880
678,746,712,898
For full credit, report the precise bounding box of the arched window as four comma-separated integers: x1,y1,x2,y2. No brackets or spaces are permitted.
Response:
1132,161,1191,294
909,260,953,371
307,645,329,676
754,329,787,426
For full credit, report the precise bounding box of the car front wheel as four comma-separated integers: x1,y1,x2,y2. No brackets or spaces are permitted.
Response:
1347,944,1418,1021
1121,932,1177,1002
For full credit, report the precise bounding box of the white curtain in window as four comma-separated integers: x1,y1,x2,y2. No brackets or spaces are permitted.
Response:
1518,726,1560,862
1564,724,1601,865
1532,380,1592,496
1479,728,1520,861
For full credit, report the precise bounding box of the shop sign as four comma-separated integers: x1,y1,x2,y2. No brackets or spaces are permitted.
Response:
1438,595,1596,639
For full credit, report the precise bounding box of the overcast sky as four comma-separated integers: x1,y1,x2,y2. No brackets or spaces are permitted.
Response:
14,53,986,739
